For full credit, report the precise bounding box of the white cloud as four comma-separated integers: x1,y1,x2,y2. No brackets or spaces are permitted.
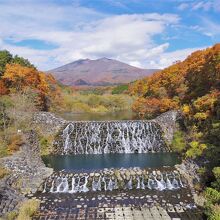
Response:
192,1,212,11
179,0,220,12
202,18,220,36
177,3,189,10
0,0,192,71
146,47,206,69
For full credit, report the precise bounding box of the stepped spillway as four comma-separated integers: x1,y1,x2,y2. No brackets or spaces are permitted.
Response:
40,167,185,194
54,120,168,154
34,111,204,220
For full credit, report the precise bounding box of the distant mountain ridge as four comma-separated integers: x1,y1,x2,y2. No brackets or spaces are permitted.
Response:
48,58,159,86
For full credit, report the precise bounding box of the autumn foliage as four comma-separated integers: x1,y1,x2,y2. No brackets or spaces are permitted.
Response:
132,97,178,117
0,80,8,95
1,63,61,110
130,43,220,119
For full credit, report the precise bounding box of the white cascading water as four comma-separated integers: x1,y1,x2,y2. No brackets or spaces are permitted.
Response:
81,176,89,192
141,176,145,189
102,177,107,191
166,174,174,190
42,180,47,193
172,178,180,189
136,176,140,189
50,180,54,193
107,178,114,191
147,178,154,190
92,176,102,191
43,170,184,194
127,178,133,190
61,121,167,154
56,177,69,193
69,177,76,193
155,176,166,191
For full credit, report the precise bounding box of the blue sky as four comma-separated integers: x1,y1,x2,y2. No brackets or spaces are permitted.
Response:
0,0,219,70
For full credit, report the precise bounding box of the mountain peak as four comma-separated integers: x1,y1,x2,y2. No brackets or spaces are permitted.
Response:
49,58,159,86
98,57,111,61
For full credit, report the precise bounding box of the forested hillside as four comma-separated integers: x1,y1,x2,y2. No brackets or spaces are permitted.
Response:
0,50,63,160
130,44,220,219
0,50,62,111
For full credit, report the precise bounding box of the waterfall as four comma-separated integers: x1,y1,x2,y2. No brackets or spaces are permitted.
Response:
69,177,76,193
76,176,80,192
147,178,153,190
166,174,174,190
56,177,69,193
155,176,166,191
63,124,74,154
102,177,107,191
127,177,133,190
136,176,140,189
172,178,179,189
92,177,96,191
81,176,89,192
59,121,167,154
42,180,47,193
92,176,101,191
50,180,54,193
42,169,185,194
63,177,69,192
107,178,114,191
141,176,145,189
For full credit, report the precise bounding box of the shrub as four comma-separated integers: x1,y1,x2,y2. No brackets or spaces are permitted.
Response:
170,131,186,153
91,105,108,113
17,199,40,220
207,205,220,220
186,141,207,159
206,204,220,220
8,134,23,153
211,167,220,191
0,167,9,179
213,167,220,181
0,142,9,158
39,135,53,155
6,210,18,220
72,102,91,112
112,84,129,94
205,187,220,204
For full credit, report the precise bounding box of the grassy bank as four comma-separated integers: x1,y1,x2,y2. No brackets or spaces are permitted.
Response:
58,92,135,113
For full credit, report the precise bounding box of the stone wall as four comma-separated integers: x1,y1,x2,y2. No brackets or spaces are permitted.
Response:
0,130,53,216
153,110,181,144
34,112,67,134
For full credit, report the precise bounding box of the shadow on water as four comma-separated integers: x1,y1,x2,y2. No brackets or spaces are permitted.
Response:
42,153,181,171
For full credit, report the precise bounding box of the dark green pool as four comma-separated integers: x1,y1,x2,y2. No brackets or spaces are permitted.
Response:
42,153,181,171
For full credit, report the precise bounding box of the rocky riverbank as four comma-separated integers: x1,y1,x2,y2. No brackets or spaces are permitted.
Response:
175,159,206,207
0,131,53,217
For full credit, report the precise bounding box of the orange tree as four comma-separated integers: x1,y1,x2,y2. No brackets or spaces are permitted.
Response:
2,63,61,110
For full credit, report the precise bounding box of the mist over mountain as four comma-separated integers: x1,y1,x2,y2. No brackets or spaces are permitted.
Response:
48,58,158,86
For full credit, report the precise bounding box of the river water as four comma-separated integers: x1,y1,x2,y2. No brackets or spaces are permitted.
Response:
58,110,138,121
42,153,180,171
